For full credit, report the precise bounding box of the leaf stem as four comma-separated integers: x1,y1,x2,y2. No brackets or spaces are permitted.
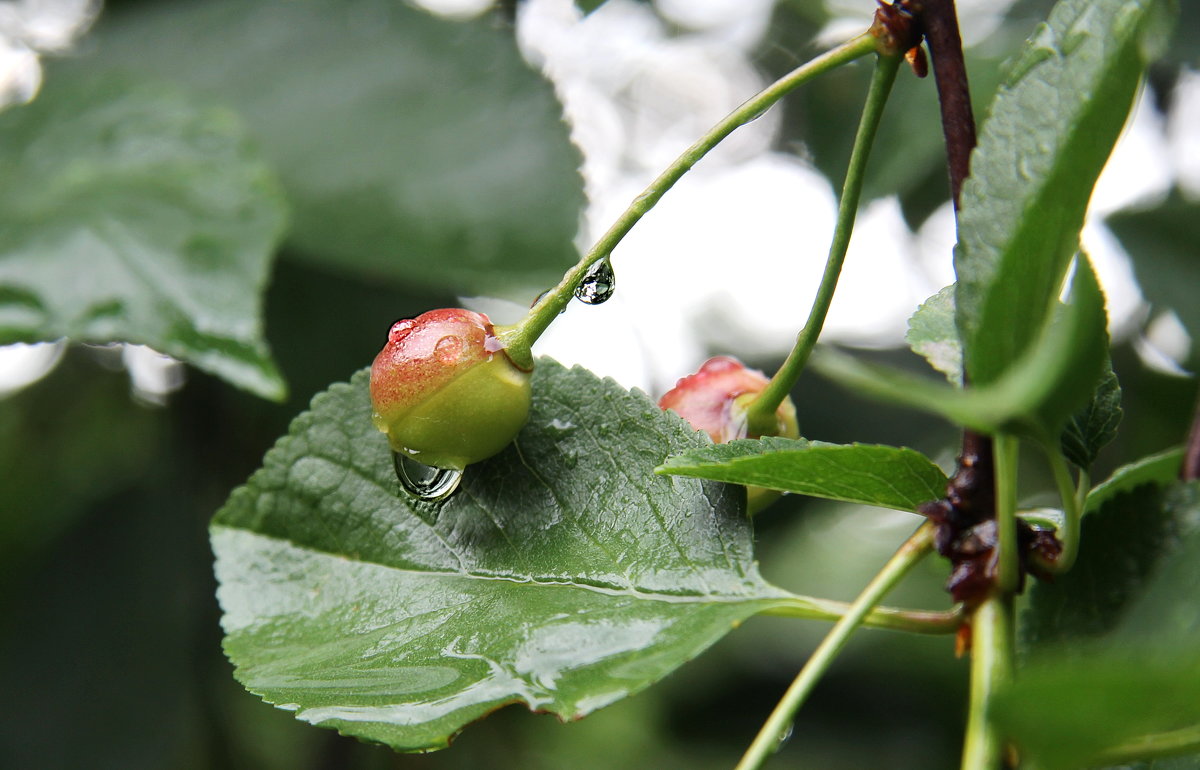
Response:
1040,446,1086,574
960,594,1013,769
761,593,961,635
495,33,879,369
1093,723,1200,765
745,51,902,431
993,433,1020,594
735,522,936,770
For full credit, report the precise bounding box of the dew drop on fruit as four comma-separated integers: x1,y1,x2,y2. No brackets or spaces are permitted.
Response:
435,335,462,363
574,257,615,305
393,451,462,501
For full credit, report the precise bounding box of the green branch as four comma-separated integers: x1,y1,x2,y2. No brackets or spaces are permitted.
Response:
993,433,1020,594
961,594,1014,769
736,522,937,770
745,50,902,432
496,33,880,369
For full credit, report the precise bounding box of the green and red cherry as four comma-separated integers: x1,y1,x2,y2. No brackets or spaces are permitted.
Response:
370,309,531,472
659,355,799,513
369,308,797,514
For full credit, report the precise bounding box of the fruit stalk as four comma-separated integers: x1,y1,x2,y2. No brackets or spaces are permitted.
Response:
497,32,880,368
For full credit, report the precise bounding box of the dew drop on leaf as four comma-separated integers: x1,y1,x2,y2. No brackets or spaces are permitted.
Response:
393,451,462,501
574,257,615,305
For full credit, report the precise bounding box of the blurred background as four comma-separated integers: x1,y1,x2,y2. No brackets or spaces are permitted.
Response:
0,0,1197,767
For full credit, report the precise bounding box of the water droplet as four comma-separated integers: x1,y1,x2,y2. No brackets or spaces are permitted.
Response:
387,318,415,344
393,452,462,501
574,258,616,305
435,335,462,363
773,722,795,753
1003,23,1058,84
531,289,550,308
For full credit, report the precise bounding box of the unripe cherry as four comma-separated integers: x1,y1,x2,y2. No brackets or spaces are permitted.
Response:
659,356,799,513
370,309,532,471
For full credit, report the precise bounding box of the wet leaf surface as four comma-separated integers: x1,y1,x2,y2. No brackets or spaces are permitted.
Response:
0,74,288,399
954,0,1169,385
213,360,790,750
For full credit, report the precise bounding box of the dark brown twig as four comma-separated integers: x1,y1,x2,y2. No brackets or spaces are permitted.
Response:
1183,393,1200,481
899,0,1055,607
911,0,977,208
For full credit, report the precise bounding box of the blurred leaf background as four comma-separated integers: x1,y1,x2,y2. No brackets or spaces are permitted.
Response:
0,0,1197,767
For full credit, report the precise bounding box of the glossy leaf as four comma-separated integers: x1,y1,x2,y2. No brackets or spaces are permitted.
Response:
906,284,962,385
1084,447,1183,515
1060,364,1122,469
76,0,584,296
0,74,287,399
212,360,793,751
954,0,1169,385
656,437,946,513
1109,191,1200,348
814,256,1108,440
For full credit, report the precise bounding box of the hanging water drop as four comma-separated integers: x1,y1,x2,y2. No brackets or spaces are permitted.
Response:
574,257,616,305
393,451,462,501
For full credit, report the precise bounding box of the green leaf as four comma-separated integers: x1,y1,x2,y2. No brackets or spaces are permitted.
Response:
1113,482,1200,641
212,360,790,751
656,437,946,513
1109,191,1200,348
1059,364,1122,469
1000,483,1200,769
77,0,585,296
814,256,1109,440
954,0,1170,385
990,654,1200,770
905,284,962,385
0,73,288,399
1084,447,1184,515
1024,480,1198,651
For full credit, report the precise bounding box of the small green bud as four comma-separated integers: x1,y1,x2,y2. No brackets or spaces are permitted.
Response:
659,355,799,514
370,309,532,470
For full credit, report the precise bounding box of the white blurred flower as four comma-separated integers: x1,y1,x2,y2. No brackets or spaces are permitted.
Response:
0,0,98,106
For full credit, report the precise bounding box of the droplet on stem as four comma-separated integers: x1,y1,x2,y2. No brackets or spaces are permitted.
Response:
574,257,616,305
393,451,462,501
773,722,795,753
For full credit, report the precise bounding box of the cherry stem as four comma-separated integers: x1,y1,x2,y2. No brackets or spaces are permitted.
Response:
736,522,937,770
495,32,880,370
1039,441,1087,574
745,50,903,432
